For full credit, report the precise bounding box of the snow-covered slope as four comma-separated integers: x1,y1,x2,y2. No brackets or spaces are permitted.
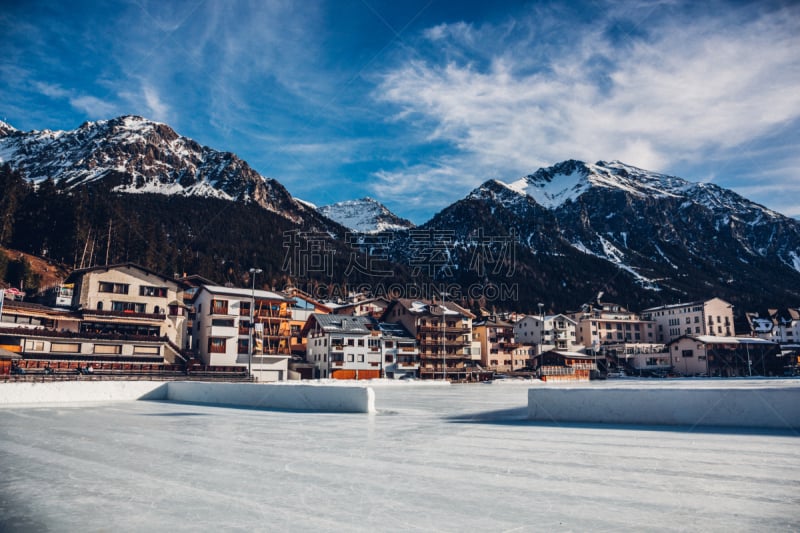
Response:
0,115,312,222
317,197,415,233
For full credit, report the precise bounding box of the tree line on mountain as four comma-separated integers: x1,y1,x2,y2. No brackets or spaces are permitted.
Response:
0,163,415,298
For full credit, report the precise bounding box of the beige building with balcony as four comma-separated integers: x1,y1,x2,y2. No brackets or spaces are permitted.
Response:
641,298,734,343
473,316,526,372
568,303,656,350
66,263,187,349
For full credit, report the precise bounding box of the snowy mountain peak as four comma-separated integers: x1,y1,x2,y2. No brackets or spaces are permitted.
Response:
507,159,694,209
0,114,312,223
317,197,415,233
0,120,17,136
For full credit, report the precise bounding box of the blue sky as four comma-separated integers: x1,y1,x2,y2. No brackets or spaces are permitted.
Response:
1,0,799,223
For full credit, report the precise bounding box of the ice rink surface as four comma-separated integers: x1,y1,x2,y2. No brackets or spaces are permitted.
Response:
1,381,799,531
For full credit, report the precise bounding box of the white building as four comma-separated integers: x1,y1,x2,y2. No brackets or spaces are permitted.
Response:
303,314,418,379
514,314,581,355
747,308,800,344
191,285,292,381
641,297,735,343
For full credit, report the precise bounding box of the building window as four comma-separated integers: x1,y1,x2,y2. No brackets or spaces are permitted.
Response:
357,354,364,362
98,282,129,294
347,354,354,362
211,300,229,315
357,339,364,347
51,343,80,353
133,345,160,355
237,339,249,354
94,344,122,355
211,318,235,328
682,349,694,357
140,286,168,297
208,337,227,353
112,301,146,313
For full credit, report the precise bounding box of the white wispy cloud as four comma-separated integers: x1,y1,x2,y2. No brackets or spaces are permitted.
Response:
142,84,169,122
374,2,800,213
69,95,118,118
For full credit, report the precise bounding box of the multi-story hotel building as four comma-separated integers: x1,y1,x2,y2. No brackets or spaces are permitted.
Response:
641,298,734,343
382,299,479,380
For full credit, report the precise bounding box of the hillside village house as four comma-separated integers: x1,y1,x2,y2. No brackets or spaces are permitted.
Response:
641,298,735,343
302,314,419,379
513,314,581,356
382,299,485,381
473,316,526,372
191,285,292,381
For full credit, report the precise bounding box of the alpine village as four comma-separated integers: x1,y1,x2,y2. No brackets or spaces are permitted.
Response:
2,116,799,383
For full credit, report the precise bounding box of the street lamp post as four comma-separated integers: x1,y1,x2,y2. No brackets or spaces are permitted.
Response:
249,268,262,379
439,291,449,382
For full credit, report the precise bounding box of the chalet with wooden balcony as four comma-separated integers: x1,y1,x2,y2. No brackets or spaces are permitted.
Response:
473,316,525,372
382,299,482,381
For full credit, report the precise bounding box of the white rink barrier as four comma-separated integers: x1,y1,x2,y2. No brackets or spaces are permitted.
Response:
166,382,374,413
0,381,374,413
528,383,800,429
0,380,168,405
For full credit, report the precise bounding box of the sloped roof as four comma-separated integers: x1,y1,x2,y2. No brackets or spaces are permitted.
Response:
201,285,291,302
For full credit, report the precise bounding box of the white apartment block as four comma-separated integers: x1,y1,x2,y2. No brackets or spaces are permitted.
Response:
641,297,734,343
191,285,292,381
513,314,581,356
303,314,418,379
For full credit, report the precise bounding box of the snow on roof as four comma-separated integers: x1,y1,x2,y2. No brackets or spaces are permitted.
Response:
751,318,773,333
692,335,776,345
203,285,291,302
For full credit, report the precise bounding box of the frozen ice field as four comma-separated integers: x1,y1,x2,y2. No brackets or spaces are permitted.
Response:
1,381,798,532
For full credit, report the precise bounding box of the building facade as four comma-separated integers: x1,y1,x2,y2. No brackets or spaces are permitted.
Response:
513,314,581,356
383,299,480,381
473,316,525,372
569,303,656,349
66,263,187,348
191,285,292,381
641,298,735,343
303,314,418,379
